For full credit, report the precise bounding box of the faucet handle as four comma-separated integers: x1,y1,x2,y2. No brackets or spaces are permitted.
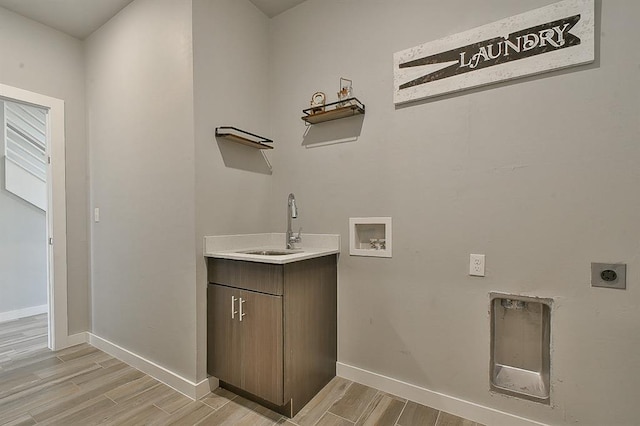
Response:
289,227,302,244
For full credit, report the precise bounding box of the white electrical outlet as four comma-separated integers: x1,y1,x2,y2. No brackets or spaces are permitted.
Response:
470,254,485,277
94,207,100,223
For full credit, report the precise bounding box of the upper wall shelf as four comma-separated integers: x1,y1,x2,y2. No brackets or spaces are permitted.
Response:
215,126,273,150
301,98,365,125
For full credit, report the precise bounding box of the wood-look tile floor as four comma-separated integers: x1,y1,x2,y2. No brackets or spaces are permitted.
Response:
0,315,484,426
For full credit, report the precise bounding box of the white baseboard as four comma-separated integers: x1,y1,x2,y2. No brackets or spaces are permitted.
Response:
66,331,89,347
0,304,47,323
337,362,547,426
88,333,215,400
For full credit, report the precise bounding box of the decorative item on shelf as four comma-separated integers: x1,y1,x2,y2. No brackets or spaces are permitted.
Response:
337,77,353,107
310,91,326,114
215,126,273,150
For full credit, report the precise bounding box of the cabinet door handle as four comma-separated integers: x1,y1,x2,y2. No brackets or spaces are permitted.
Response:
239,298,246,322
231,296,238,319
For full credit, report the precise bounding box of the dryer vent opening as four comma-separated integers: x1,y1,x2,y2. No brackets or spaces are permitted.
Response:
490,293,552,404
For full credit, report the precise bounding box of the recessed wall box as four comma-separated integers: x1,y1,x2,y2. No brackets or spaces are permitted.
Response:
490,293,552,405
349,217,392,258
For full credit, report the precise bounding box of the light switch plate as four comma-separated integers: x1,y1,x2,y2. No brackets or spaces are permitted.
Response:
591,262,626,290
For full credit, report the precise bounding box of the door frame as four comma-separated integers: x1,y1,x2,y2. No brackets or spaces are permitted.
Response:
0,83,68,350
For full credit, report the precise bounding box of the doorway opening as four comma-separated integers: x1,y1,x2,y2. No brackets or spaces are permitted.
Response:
0,83,68,350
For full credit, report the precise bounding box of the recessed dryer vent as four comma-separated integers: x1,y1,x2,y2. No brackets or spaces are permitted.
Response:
490,293,552,404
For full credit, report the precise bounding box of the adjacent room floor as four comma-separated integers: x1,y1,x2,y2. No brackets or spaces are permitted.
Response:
0,315,483,425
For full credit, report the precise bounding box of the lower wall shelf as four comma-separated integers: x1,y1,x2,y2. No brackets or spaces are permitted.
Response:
215,126,273,149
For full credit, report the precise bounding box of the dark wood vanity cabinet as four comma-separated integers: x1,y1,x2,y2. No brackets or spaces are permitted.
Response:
207,254,337,417
208,284,284,404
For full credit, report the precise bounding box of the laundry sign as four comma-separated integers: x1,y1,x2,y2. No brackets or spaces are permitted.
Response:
393,0,594,104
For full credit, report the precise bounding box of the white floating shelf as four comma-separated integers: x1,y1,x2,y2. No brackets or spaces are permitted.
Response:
349,217,392,258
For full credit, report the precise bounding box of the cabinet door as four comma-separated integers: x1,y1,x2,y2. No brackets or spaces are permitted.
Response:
207,285,242,387
239,289,284,405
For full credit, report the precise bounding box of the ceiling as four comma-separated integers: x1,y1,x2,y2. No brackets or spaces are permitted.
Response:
0,0,134,39
248,0,307,18
0,0,307,40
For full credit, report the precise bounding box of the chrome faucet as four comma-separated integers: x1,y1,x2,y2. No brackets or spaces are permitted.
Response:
287,193,302,249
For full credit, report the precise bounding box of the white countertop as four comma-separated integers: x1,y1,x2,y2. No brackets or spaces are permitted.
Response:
204,233,340,264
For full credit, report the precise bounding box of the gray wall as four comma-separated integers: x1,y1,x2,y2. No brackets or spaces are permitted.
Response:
85,0,198,381
0,100,47,315
268,1,640,425
0,7,88,332
192,0,271,382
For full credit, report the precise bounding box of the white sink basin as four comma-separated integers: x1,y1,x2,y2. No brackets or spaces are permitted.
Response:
237,249,303,256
